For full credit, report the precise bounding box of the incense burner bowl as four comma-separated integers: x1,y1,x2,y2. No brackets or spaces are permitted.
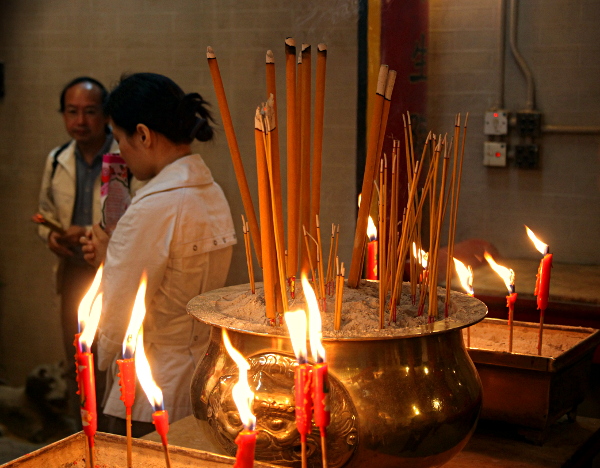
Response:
188,283,486,468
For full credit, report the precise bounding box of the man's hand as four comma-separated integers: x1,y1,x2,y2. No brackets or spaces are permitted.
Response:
47,225,86,257
81,223,109,267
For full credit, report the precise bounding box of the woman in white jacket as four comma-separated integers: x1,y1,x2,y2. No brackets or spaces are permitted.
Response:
82,73,236,436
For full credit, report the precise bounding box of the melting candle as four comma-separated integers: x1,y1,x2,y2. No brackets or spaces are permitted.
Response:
135,328,172,467
222,329,256,468
284,308,313,467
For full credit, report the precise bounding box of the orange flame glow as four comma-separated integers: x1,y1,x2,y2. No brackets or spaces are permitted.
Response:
222,329,256,430
302,276,326,363
525,226,549,255
79,293,102,349
77,264,103,335
367,216,377,242
284,309,308,364
453,258,474,296
484,252,514,293
135,327,163,410
412,243,428,268
122,273,148,358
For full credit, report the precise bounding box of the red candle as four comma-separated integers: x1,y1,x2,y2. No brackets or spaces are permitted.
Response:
152,409,170,446
312,362,330,430
506,292,517,353
535,253,552,312
294,363,314,437
77,352,97,440
117,358,136,409
233,430,257,468
366,215,377,280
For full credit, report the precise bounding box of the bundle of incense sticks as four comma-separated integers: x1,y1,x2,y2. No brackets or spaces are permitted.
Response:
373,113,469,326
207,39,342,322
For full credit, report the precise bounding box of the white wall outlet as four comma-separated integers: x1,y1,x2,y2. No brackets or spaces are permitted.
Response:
483,141,507,166
484,110,508,135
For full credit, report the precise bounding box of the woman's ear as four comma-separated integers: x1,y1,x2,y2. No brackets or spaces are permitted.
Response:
136,124,152,147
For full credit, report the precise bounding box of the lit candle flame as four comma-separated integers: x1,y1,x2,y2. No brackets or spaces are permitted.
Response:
525,226,549,255
79,293,102,350
484,252,515,293
135,327,163,411
122,273,148,359
367,215,377,242
284,310,308,364
77,264,103,335
453,258,474,296
302,276,326,363
222,329,256,430
412,243,428,268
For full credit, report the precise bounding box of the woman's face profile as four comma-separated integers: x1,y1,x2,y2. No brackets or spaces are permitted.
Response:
111,122,153,181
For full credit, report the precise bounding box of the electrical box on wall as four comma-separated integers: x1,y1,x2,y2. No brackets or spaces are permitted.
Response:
483,141,507,167
516,111,542,137
515,144,539,168
484,110,508,135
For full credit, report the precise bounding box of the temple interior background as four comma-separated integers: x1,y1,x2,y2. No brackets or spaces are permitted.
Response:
0,0,598,386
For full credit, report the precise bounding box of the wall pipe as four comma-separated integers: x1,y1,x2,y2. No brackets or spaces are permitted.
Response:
495,0,506,110
509,0,536,111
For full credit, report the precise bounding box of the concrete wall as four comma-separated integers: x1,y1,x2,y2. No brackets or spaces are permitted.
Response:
0,0,358,384
428,0,600,263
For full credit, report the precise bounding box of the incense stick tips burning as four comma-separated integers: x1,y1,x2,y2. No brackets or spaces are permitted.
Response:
317,43,327,53
206,46,216,59
384,70,397,101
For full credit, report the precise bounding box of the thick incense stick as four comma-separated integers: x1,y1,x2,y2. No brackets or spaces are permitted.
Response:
258,102,289,315
285,38,300,281
207,47,262,267
254,109,277,322
375,70,397,163
299,44,312,276
266,51,285,265
348,64,389,287
310,44,327,254
378,157,387,328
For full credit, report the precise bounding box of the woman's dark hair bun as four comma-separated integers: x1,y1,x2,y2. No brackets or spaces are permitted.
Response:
105,73,215,144
181,92,214,142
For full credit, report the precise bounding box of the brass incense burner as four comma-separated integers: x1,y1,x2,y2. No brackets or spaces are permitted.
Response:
188,283,486,467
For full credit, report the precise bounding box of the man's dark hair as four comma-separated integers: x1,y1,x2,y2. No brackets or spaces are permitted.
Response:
59,76,108,113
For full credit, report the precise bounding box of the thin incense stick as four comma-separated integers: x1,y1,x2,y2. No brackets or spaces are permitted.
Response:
207,47,262,267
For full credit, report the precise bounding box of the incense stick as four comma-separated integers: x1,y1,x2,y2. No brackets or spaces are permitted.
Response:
299,44,312,276
207,47,262,268
266,50,285,268
348,64,389,288
242,215,255,294
254,107,278,322
310,44,327,254
285,38,300,282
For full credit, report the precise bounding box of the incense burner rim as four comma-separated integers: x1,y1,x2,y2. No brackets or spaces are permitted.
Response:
187,281,487,341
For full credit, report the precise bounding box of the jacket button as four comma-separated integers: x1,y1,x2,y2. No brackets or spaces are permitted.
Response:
213,240,218,245
193,245,198,251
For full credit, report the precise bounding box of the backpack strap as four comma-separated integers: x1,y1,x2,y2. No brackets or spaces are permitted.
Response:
50,141,72,179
